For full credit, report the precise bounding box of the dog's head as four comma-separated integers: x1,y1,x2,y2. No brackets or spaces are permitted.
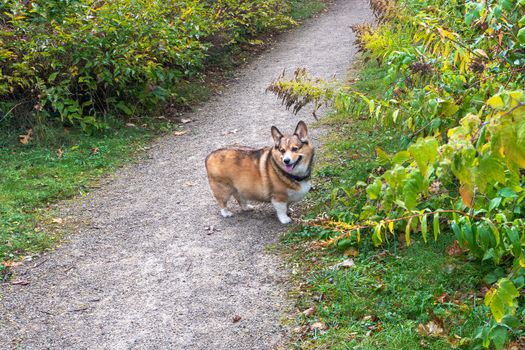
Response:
270,121,314,175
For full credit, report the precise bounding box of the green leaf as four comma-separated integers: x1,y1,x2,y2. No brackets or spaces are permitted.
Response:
48,72,59,83
490,326,507,350
366,179,382,200
485,278,519,323
451,221,462,242
487,220,501,248
392,150,411,164
517,27,525,44
498,187,517,198
433,213,440,241
489,197,502,211
479,224,493,251
408,138,439,177
506,227,521,257
116,101,133,116
403,178,418,210
421,214,427,243
376,147,390,165
500,0,512,10
372,224,383,246
405,218,412,247
501,314,521,329
463,222,478,252
476,155,506,193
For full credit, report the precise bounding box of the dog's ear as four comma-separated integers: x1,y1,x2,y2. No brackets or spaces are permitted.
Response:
271,126,283,147
294,121,308,142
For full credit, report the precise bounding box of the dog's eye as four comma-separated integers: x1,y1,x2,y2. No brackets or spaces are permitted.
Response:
279,148,285,153
291,147,298,152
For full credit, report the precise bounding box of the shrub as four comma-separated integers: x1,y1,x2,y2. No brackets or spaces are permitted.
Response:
0,0,294,132
268,0,525,348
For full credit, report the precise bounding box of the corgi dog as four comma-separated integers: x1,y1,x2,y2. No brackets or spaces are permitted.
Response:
205,121,314,224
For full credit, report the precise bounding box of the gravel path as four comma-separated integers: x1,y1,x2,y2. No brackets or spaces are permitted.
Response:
0,1,370,349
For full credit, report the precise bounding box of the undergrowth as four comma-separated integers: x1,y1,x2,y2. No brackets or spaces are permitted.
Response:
281,60,523,349
272,0,525,348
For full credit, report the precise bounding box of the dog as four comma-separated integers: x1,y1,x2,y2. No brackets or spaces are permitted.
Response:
205,121,314,224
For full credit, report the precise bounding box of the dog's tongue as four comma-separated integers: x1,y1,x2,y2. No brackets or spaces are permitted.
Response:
285,164,294,172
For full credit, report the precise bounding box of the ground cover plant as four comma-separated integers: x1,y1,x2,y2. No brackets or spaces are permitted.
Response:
270,0,525,348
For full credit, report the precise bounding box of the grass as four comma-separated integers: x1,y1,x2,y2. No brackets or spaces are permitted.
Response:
281,60,493,349
0,122,156,266
290,0,327,20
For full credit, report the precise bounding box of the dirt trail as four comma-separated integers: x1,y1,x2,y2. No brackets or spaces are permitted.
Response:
1,1,370,349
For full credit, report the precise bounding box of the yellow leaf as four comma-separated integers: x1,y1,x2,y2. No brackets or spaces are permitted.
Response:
19,128,33,145
474,49,488,59
486,94,505,109
459,184,474,208
388,221,394,234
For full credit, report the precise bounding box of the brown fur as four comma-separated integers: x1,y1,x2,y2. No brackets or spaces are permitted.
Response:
205,121,314,221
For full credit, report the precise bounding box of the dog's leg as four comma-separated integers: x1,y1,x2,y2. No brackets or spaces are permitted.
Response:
220,208,233,217
233,192,254,211
209,179,234,217
271,198,291,224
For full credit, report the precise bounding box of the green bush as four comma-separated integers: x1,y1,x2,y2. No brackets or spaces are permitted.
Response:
0,0,294,132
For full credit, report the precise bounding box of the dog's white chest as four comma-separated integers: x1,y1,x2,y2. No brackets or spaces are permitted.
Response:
288,180,311,202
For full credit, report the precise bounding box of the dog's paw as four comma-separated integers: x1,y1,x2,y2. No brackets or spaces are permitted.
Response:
278,215,292,224
242,204,255,211
221,208,234,218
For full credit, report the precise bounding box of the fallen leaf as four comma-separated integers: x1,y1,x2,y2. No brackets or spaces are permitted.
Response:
362,315,378,322
12,280,30,286
344,247,359,257
52,218,64,224
1,260,17,267
292,325,308,334
417,321,444,337
125,123,136,127
446,240,466,256
181,118,192,124
302,306,316,317
204,225,220,235
185,181,195,187
56,148,64,159
232,315,242,323
221,129,238,135
174,130,188,136
330,258,354,270
91,147,99,155
310,321,327,331
436,292,449,304
19,128,33,145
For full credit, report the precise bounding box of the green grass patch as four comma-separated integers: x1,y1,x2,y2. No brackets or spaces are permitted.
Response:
290,0,327,20
282,59,493,349
284,234,492,350
0,122,154,265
